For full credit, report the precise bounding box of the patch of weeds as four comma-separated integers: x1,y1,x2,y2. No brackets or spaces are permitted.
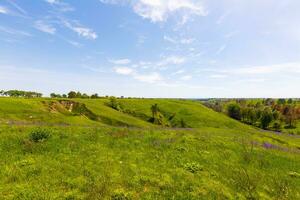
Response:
269,176,291,200
288,171,300,178
175,146,188,152
232,168,260,200
109,129,129,138
111,190,131,200
29,128,51,142
184,162,203,173
256,154,270,169
241,141,255,164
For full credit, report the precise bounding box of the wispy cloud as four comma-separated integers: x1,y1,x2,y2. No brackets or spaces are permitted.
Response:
34,20,56,34
113,66,163,83
133,72,163,83
164,35,195,44
204,62,300,78
6,0,27,15
0,5,9,14
224,30,239,39
210,74,227,79
216,44,226,55
157,55,186,66
110,58,131,65
234,62,300,75
100,0,207,24
66,39,82,47
0,25,32,37
61,19,97,40
45,0,74,12
114,66,134,75
172,69,185,75
180,75,192,81
216,11,231,25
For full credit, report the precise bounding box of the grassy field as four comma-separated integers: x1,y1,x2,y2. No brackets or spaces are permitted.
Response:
0,98,299,199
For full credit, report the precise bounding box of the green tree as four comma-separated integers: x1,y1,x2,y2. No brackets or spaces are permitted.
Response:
108,96,121,110
282,105,297,128
81,93,89,99
260,108,273,129
91,93,99,99
68,91,77,98
76,92,82,98
227,103,241,120
277,99,286,105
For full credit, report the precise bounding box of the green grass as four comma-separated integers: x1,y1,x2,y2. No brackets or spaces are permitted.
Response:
0,97,299,199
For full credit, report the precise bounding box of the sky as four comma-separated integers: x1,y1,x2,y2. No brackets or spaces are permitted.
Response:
0,0,300,98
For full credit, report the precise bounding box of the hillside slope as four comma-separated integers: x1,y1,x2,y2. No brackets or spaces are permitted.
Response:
0,98,299,199
0,97,253,130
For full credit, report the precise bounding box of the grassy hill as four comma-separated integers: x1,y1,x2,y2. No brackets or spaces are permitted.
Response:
0,97,299,199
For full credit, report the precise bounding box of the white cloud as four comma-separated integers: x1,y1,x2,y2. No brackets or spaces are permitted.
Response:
7,0,27,15
113,65,163,83
100,0,207,23
210,74,227,78
216,11,231,25
224,30,239,39
34,20,56,34
180,75,192,80
66,40,82,47
172,69,185,75
234,62,300,75
114,66,134,75
62,20,97,40
216,44,226,55
45,0,74,12
110,58,131,65
164,35,195,44
133,72,163,83
0,6,9,14
164,35,177,43
0,26,32,37
45,0,58,3
180,38,195,44
158,55,186,66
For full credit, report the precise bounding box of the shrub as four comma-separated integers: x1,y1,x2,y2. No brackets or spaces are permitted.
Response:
184,162,203,173
111,192,131,200
227,103,241,120
29,128,51,142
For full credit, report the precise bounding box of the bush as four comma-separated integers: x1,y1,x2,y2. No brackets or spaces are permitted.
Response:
184,162,203,173
29,128,51,142
227,103,241,120
111,191,131,200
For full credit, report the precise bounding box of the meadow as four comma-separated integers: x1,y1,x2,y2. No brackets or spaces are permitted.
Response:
0,98,299,199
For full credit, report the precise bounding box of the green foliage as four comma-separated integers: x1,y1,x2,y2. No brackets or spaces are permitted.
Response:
1,90,42,98
68,91,77,98
227,103,241,120
111,191,131,200
204,98,300,133
108,96,123,111
183,162,203,173
29,128,51,142
260,108,273,129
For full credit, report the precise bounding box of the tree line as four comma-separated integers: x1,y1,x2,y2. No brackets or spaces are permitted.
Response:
0,90,42,98
50,91,102,99
204,98,300,131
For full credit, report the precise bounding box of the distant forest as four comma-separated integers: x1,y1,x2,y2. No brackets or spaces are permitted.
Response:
203,98,300,133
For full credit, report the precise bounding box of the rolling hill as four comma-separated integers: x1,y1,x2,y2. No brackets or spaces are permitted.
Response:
0,97,299,199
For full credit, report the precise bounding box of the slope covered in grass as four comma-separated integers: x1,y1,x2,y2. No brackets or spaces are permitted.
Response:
0,97,251,129
0,125,299,199
0,98,299,199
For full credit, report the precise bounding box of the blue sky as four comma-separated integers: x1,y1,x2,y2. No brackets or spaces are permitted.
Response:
0,0,300,98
